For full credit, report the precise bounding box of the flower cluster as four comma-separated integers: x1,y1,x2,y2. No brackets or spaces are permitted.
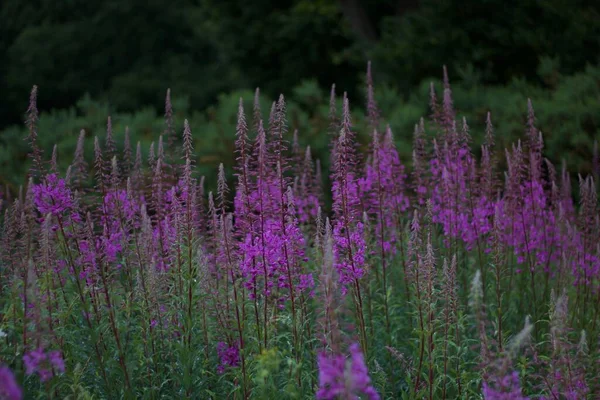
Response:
316,343,379,400
482,371,528,400
0,366,22,400
359,127,409,254
216,342,240,374
23,348,65,382
1,67,598,399
32,173,73,217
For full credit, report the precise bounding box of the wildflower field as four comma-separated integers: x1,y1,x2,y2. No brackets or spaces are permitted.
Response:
0,65,598,399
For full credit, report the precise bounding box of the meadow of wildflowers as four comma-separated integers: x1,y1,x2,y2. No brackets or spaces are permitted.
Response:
0,64,598,399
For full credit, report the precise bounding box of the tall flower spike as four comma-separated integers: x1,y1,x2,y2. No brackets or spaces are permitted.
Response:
577,330,588,357
366,61,379,129
315,206,323,251
270,95,290,185
105,116,116,161
110,156,120,189
268,101,277,136
182,119,193,163
341,93,351,134
507,317,533,356
254,119,267,178
485,112,495,149
158,135,169,181
253,87,262,133
273,95,287,139
559,160,572,207
412,119,428,206
164,88,175,148
65,166,72,186
148,142,156,171
133,141,143,188
383,124,393,147
217,163,229,212
429,82,440,124
93,136,106,189
123,126,132,176
469,269,492,364
315,159,323,200
371,128,380,156
334,93,359,177
152,158,163,213
579,175,597,237
235,98,249,175
39,211,54,271
442,255,457,321
469,270,483,313
545,158,559,205
421,233,436,299
126,177,133,200
26,85,43,175
72,130,88,187
329,84,338,134
157,135,165,165
442,64,450,89
302,146,313,187
207,192,221,275
318,217,341,350
442,87,454,132
189,177,204,235
460,116,471,147
50,145,58,174
441,67,455,131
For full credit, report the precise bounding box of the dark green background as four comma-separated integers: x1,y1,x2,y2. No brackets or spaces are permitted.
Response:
1,0,600,190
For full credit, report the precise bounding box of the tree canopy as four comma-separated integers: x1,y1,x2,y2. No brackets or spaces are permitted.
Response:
1,0,599,129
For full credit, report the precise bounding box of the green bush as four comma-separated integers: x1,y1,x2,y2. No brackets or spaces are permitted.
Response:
2,64,599,193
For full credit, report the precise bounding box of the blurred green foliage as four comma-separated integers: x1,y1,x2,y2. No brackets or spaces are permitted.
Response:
1,0,599,128
2,62,599,194
0,0,355,129
373,0,600,90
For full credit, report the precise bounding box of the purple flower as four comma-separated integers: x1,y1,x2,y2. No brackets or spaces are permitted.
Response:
333,220,366,287
298,273,314,294
359,127,409,255
32,174,73,216
0,366,22,400
331,99,368,290
316,352,346,399
482,371,528,400
23,348,65,382
48,351,65,374
348,343,380,400
102,189,140,226
216,342,240,374
23,348,45,376
316,343,379,400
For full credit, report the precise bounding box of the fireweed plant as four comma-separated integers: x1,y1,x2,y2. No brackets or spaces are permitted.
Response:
0,65,599,399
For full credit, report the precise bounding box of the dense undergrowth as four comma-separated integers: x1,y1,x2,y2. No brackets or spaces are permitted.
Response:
0,65,598,399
